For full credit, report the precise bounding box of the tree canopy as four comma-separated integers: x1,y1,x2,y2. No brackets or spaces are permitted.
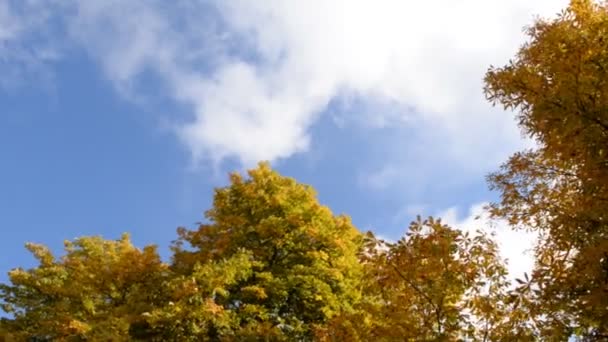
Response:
485,0,608,338
0,234,168,340
1,164,365,341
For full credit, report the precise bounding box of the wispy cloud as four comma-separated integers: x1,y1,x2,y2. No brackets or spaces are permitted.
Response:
0,0,64,89
0,2,18,41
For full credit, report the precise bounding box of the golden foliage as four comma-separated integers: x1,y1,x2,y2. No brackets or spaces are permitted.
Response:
485,0,608,338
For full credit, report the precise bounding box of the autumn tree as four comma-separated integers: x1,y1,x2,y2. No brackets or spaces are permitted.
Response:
484,0,608,339
316,217,521,342
0,164,363,341
0,234,168,340
156,162,364,340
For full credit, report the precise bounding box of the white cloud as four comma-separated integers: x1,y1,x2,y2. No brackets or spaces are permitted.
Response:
2,0,569,166
215,0,565,184
438,202,537,283
208,0,568,167
65,0,323,165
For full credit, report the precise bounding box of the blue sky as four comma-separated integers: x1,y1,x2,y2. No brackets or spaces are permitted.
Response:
0,0,568,282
